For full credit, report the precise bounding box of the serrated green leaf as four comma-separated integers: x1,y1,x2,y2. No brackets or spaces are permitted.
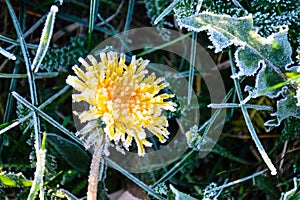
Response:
0,172,32,187
178,12,292,70
169,184,197,200
178,12,251,52
253,62,285,98
47,133,90,173
265,95,300,128
177,11,293,97
0,174,16,186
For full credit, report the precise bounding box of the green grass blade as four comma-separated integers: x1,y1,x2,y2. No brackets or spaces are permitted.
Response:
88,0,97,49
208,103,273,111
6,0,38,105
0,86,70,135
6,1,43,197
258,74,300,95
27,132,47,200
57,12,114,35
11,91,83,147
206,169,267,193
152,150,194,188
229,49,277,175
32,5,58,72
154,0,179,25
188,32,197,105
124,0,135,32
0,72,59,79
3,58,19,123
6,13,48,51
0,116,31,136
0,35,38,50
137,32,192,57
0,46,16,60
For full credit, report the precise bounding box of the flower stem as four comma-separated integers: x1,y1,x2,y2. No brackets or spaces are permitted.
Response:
87,134,105,200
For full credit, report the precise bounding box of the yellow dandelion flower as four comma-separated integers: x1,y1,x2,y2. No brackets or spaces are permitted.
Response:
66,51,176,156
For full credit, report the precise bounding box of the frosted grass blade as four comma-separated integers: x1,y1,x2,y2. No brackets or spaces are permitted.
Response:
0,46,16,60
88,0,97,49
32,6,58,72
154,0,179,25
229,49,277,175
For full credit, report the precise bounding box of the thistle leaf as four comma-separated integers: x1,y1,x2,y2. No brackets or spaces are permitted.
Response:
177,11,293,98
265,95,300,128
251,62,285,98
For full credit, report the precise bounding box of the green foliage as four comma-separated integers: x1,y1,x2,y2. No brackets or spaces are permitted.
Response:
251,0,300,46
265,95,300,128
276,117,300,148
0,171,32,187
177,12,292,77
1,0,300,199
16,101,32,131
254,175,280,199
173,0,197,20
41,37,89,72
201,0,247,17
280,178,300,200
284,191,300,200
47,133,90,173
175,5,298,129
144,0,173,41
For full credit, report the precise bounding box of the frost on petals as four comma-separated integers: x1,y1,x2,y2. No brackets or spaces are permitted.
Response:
66,51,176,156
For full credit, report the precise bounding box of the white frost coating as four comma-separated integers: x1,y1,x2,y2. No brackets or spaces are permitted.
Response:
230,45,260,78
170,184,197,200
177,12,253,53
50,5,58,13
178,12,292,80
0,46,16,60
252,62,288,99
207,26,234,53
265,94,300,129
32,5,58,72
